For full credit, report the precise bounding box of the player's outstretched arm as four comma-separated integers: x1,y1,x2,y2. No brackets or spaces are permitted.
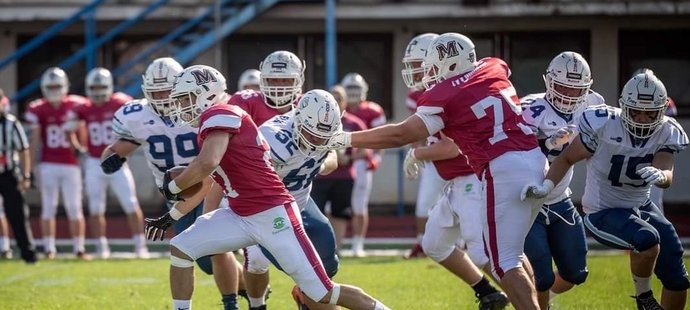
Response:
413,134,460,162
640,152,675,188
350,115,431,149
546,136,592,185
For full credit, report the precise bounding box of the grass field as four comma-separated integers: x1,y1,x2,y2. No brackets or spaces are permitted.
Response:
0,254,686,310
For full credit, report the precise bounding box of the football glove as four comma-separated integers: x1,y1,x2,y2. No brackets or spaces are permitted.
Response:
159,170,185,202
545,124,576,150
322,131,351,150
520,179,555,201
403,148,424,180
101,154,126,175
144,213,175,241
636,166,666,185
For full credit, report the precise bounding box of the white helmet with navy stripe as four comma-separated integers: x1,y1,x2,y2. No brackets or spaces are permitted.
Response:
142,57,184,117
543,51,593,114
619,72,668,138
259,51,305,109
402,33,439,89
293,89,342,156
169,65,227,127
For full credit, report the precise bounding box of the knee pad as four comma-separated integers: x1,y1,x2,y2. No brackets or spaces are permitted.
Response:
421,234,453,263
560,269,588,286
246,247,270,274
632,228,659,252
196,255,214,275
322,254,340,278
171,255,194,268
660,274,690,291
535,271,556,292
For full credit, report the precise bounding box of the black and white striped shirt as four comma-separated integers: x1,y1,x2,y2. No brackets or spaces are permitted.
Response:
0,113,29,173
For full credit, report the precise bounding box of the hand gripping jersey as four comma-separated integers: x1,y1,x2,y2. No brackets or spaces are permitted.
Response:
578,106,688,213
229,89,281,126
417,57,538,177
319,111,367,180
25,95,88,165
72,92,132,158
520,91,605,203
260,111,329,209
198,103,293,216
111,99,199,187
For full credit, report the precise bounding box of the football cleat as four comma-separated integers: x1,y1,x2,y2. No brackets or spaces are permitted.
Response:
634,290,663,310
477,291,509,310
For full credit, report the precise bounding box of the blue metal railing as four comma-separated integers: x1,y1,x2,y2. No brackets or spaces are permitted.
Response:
111,0,232,81
12,0,170,104
122,0,280,95
0,0,107,72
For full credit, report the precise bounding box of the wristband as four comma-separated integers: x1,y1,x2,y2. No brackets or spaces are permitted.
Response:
168,180,182,194
169,206,184,220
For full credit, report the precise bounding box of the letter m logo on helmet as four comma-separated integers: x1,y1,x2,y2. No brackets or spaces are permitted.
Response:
436,41,460,61
191,69,217,85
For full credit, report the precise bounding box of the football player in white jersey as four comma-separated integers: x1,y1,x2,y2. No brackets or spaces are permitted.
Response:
524,72,689,310
257,89,341,310
100,58,243,310
519,51,603,309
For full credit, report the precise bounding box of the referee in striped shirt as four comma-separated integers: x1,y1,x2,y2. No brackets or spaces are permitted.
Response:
0,88,36,263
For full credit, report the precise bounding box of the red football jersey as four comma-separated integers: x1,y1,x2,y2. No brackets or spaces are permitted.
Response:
25,95,88,165
229,90,281,126
73,92,132,158
198,103,294,216
346,100,387,129
408,89,473,179
417,57,538,177
318,112,367,180
406,89,423,114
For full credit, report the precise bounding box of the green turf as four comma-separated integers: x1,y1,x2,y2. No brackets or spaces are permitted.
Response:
0,255,686,309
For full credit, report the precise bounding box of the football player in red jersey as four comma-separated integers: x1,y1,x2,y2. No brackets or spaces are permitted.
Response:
341,72,387,258
324,33,548,310
25,67,91,260
68,67,148,259
146,65,391,310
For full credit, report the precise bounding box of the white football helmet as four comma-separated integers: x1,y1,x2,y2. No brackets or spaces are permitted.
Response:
293,89,342,156
619,72,668,138
238,69,261,91
85,67,114,104
421,33,477,90
402,33,439,89
169,65,227,127
142,57,184,117
41,67,69,104
543,51,593,114
341,73,368,105
259,51,305,109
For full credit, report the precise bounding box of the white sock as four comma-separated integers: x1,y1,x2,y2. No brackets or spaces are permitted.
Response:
173,299,191,310
44,236,56,253
98,237,108,250
134,234,146,249
416,234,424,244
374,301,391,310
633,274,652,296
248,296,265,307
0,236,9,251
74,236,85,253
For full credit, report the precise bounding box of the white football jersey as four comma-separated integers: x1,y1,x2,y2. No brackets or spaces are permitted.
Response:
578,106,688,214
112,99,199,186
521,91,605,204
260,111,329,209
